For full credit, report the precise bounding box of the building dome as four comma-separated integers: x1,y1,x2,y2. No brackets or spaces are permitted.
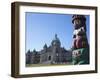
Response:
51,34,61,47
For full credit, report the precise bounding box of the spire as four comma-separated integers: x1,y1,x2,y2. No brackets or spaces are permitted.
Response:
43,43,47,49
33,49,36,53
27,50,30,53
55,34,57,39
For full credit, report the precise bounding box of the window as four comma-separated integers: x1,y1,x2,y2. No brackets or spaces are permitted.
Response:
48,56,51,60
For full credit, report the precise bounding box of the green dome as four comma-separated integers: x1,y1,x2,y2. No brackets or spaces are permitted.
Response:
51,34,61,46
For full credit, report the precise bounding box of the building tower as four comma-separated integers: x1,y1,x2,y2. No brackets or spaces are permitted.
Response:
72,15,89,64
51,34,61,63
51,34,61,47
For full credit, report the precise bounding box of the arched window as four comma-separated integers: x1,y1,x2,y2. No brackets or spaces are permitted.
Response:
48,56,51,60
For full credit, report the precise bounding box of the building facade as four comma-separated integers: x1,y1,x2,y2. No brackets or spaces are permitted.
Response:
26,34,72,64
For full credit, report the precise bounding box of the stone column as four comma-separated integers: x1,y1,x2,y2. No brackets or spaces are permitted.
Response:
72,15,89,65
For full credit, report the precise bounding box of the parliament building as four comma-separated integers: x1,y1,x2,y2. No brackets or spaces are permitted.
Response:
26,34,72,65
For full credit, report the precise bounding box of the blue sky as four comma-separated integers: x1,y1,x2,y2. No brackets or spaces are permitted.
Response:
25,12,90,52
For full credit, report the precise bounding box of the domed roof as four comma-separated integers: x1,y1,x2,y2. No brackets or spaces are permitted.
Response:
51,34,61,46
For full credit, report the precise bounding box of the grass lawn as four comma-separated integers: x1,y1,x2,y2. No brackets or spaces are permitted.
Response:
26,63,72,67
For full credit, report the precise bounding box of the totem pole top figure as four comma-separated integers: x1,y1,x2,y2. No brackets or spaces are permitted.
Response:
72,15,86,31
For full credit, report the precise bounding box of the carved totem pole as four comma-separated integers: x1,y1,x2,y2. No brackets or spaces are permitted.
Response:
72,15,89,65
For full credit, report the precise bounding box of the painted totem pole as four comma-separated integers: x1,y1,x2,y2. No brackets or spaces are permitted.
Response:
72,15,89,65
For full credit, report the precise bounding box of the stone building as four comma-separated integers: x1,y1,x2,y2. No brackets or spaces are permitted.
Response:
26,34,72,64
26,49,40,64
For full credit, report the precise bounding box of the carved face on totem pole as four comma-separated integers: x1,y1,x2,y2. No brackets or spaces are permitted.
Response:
72,15,88,49
72,15,86,30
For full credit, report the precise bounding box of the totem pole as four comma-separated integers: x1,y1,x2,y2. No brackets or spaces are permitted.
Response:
72,15,89,65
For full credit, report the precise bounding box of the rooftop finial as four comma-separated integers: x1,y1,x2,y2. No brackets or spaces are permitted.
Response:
33,49,37,53
55,34,57,39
